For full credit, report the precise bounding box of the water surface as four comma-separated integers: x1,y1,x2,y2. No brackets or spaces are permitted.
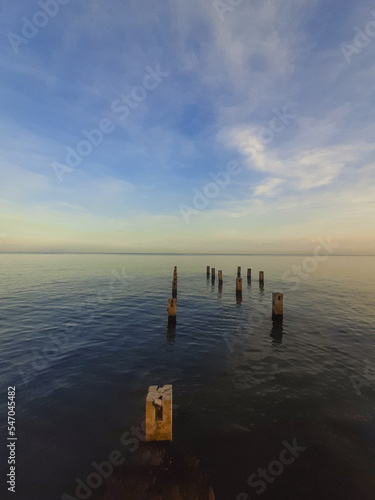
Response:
1,254,375,499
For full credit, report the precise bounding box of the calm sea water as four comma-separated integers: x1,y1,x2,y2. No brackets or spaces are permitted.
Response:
1,253,375,500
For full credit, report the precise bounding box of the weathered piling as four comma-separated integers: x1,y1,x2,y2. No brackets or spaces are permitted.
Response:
218,270,223,284
211,267,215,280
173,266,177,281
167,298,177,326
206,265,210,277
237,266,241,278
172,279,177,299
259,271,264,283
247,268,251,281
272,292,283,320
145,385,173,442
236,277,242,295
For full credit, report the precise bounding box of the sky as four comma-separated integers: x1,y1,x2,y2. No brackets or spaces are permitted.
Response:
1,0,375,254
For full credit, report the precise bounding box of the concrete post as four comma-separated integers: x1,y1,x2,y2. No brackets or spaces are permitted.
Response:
259,271,264,283
237,266,241,278
272,292,283,320
206,265,210,277
168,298,177,326
172,279,177,299
145,385,172,442
218,270,223,284
236,277,242,295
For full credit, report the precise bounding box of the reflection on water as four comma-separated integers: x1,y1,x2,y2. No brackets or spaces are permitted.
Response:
0,253,374,499
270,319,284,344
166,325,176,345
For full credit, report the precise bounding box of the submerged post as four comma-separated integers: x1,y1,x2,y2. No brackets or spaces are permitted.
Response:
167,298,177,326
145,385,173,442
218,270,223,284
272,292,283,320
259,271,264,283
237,266,241,278
206,265,210,277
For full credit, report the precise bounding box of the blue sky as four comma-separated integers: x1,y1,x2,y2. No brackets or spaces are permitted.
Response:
1,0,375,253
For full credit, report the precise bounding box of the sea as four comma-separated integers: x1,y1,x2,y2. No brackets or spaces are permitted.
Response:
0,253,375,499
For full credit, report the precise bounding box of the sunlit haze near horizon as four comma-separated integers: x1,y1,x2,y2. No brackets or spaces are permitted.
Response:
1,0,375,254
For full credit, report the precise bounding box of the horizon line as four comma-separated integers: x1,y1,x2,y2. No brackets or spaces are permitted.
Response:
0,252,374,257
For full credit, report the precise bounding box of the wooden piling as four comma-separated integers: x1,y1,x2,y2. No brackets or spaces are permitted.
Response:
211,268,215,279
172,279,177,299
145,385,173,442
167,298,177,326
259,271,264,283
272,292,283,320
218,270,223,284
237,266,241,278
247,268,251,280
206,265,210,277
236,277,242,295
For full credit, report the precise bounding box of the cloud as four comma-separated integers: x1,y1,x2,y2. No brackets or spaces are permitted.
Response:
254,178,283,197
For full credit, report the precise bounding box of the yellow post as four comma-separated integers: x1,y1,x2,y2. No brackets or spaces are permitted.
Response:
272,292,283,319
167,298,177,326
218,270,223,284
236,277,242,295
145,385,172,441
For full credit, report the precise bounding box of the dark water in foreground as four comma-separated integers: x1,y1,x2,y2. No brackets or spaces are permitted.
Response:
1,253,375,500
